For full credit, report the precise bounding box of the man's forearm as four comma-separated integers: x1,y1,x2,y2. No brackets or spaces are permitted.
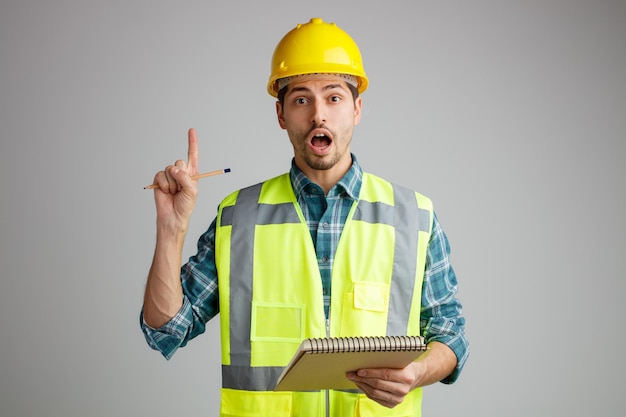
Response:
412,341,458,387
142,230,186,328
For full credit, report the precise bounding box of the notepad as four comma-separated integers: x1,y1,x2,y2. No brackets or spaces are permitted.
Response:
274,335,428,391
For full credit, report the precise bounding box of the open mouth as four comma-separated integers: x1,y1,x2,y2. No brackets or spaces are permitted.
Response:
312,133,331,149
309,131,332,155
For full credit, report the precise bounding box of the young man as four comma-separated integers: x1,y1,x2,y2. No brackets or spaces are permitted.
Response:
141,18,468,416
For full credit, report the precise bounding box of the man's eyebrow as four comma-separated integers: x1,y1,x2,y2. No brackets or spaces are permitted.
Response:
287,85,312,95
322,83,346,92
287,83,347,96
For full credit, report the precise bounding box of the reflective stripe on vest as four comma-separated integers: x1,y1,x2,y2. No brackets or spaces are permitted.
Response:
221,183,298,390
353,189,431,336
218,173,432,391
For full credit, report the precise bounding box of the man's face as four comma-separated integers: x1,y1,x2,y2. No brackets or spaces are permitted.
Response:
276,74,362,175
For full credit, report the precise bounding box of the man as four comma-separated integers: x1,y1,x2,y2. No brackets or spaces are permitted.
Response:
141,17,468,416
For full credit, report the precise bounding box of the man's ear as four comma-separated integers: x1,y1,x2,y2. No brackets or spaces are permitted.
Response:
353,96,363,126
276,101,287,129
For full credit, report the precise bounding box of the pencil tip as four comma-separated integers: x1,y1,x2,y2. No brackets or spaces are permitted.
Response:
224,168,231,173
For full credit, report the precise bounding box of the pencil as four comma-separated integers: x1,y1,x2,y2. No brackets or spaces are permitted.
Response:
144,168,231,189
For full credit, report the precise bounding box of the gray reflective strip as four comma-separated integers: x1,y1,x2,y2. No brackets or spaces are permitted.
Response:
388,185,427,335
220,205,234,226
221,202,299,227
220,203,300,226
352,201,395,225
352,198,430,231
228,184,262,371
222,365,285,391
351,184,430,335
258,203,300,224
418,208,430,233
223,183,303,391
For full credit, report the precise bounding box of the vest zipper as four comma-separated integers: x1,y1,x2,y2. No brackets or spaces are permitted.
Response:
325,314,330,417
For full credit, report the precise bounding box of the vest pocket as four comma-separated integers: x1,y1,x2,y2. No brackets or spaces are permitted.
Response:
340,282,390,336
251,301,305,343
353,282,389,312
221,388,292,417
250,301,305,366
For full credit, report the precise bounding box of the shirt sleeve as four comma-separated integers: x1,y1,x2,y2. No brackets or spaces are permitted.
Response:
420,213,469,384
140,218,220,360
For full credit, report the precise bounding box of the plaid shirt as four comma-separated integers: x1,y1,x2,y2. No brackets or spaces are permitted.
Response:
141,155,469,383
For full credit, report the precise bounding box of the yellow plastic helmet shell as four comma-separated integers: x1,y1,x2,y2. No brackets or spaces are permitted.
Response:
267,17,369,97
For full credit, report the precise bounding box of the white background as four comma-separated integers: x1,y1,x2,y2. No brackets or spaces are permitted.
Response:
1,1,624,416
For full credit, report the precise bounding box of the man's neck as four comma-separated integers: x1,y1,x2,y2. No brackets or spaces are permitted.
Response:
295,157,352,195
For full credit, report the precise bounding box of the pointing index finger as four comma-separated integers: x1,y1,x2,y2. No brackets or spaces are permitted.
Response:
187,128,199,175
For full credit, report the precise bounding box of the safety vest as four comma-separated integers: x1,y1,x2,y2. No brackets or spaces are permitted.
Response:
214,172,433,417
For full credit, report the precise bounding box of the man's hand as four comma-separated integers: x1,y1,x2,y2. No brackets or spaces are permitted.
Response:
346,341,457,408
151,128,200,235
347,361,424,408
143,128,200,328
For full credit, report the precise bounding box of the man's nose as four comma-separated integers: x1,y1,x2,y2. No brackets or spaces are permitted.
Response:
311,101,327,125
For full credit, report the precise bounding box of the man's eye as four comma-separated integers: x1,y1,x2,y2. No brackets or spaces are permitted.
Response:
330,95,341,102
295,98,308,104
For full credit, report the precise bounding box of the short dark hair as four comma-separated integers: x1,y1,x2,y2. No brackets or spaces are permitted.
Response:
277,82,359,105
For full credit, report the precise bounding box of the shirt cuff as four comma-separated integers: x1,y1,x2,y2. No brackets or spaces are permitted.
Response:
422,316,469,384
139,298,194,360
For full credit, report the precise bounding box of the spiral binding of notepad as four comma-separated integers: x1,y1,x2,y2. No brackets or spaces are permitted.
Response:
308,335,426,353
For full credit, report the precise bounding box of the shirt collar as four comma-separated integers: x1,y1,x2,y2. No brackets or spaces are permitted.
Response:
290,153,363,200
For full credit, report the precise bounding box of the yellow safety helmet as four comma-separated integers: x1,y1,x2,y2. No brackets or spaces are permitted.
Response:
267,17,369,97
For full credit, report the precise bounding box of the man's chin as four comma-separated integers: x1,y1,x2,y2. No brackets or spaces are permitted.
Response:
304,155,337,171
